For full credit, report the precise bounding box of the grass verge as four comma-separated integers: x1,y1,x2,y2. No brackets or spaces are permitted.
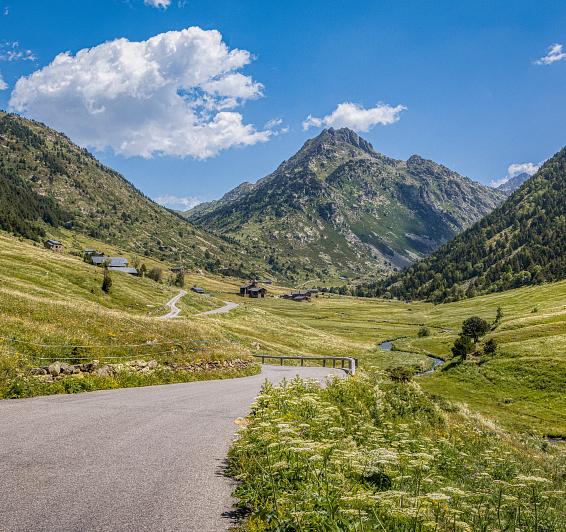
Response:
228,372,566,531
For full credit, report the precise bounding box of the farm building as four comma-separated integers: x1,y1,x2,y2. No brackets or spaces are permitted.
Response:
240,281,268,298
281,289,317,302
89,255,138,275
44,240,64,252
191,287,206,294
248,287,267,298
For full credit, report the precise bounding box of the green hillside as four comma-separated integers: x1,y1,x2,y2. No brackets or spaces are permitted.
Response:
0,112,263,277
360,146,566,302
187,128,503,283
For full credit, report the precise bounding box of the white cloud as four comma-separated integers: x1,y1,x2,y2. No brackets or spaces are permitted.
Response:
144,0,171,8
507,162,540,177
303,102,406,132
9,27,274,159
0,41,36,62
0,72,7,90
535,43,566,65
490,162,540,188
3,7,9,16
155,194,201,210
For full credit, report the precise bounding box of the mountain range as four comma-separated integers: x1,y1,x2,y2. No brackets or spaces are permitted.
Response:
360,146,565,301
186,128,504,281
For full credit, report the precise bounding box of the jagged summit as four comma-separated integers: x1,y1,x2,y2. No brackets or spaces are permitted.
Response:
186,128,504,282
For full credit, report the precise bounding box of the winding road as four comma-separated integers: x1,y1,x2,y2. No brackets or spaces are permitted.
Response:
0,365,343,532
158,289,187,320
198,301,239,316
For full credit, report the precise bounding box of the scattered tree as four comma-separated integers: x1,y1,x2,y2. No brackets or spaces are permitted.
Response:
139,263,147,277
451,334,473,359
461,316,491,343
101,267,112,293
175,271,185,288
418,326,430,338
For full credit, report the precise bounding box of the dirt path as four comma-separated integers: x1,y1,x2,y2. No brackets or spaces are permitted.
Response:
198,301,239,316
158,289,187,320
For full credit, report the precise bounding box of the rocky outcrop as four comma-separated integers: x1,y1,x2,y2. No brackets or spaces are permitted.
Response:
28,358,255,382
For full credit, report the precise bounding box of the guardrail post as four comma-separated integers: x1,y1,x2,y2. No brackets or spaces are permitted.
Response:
280,356,283,366
332,359,336,368
323,359,326,367
301,358,304,367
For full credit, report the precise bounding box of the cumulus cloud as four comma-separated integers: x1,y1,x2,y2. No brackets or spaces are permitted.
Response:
490,162,541,188
9,27,274,158
303,102,406,132
0,72,7,90
155,194,201,210
144,0,171,8
535,43,566,65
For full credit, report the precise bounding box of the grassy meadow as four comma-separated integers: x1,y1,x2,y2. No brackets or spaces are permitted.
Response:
209,282,566,437
0,232,257,397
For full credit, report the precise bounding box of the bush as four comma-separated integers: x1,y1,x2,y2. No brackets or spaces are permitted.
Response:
147,267,162,282
484,338,498,356
417,326,430,337
387,365,413,382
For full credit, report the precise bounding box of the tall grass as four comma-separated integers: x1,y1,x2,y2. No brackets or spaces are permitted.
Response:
229,372,566,531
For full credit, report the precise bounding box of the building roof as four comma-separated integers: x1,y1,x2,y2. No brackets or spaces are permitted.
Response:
92,256,129,267
249,287,266,293
108,267,138,275
45,240,62,246
191,287,205,293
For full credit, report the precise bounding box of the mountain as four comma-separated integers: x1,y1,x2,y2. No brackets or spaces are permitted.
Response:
186,128,504,281
359,147,565,302
497,172,531,193
0,112,262,276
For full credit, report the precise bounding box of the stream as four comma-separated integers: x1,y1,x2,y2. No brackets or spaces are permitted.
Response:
378,340,444,376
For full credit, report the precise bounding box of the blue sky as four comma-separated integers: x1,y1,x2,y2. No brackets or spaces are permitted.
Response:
1,0,565,208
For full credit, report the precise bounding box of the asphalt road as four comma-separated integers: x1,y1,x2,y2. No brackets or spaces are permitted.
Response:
0,365,342,532
198,301,239,316
157,290,187,320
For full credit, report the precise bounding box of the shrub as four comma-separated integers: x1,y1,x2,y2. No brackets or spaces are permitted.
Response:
483,338,498,356
417,326,430,337
387,365,413,382
147,267,162,282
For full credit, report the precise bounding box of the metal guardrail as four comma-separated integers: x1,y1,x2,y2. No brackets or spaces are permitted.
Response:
253,354,357,375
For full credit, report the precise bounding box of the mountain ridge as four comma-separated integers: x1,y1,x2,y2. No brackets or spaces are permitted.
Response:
0,111,264,277
359,146,565,301
187,127,504,282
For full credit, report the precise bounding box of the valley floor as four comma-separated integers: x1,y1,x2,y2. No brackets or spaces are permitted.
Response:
1,230,565,437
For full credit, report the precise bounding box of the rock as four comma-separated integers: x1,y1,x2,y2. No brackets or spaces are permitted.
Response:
30,367,47,375
48,362,61,377
60,363,75,375
147,360,158,369
95,365,114,377
79,362,96,373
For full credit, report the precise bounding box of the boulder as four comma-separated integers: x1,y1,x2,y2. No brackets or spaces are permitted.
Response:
60,363,75,375
147,360,158,369
48,362,61,377
30,367,47,376
95,365,114,377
